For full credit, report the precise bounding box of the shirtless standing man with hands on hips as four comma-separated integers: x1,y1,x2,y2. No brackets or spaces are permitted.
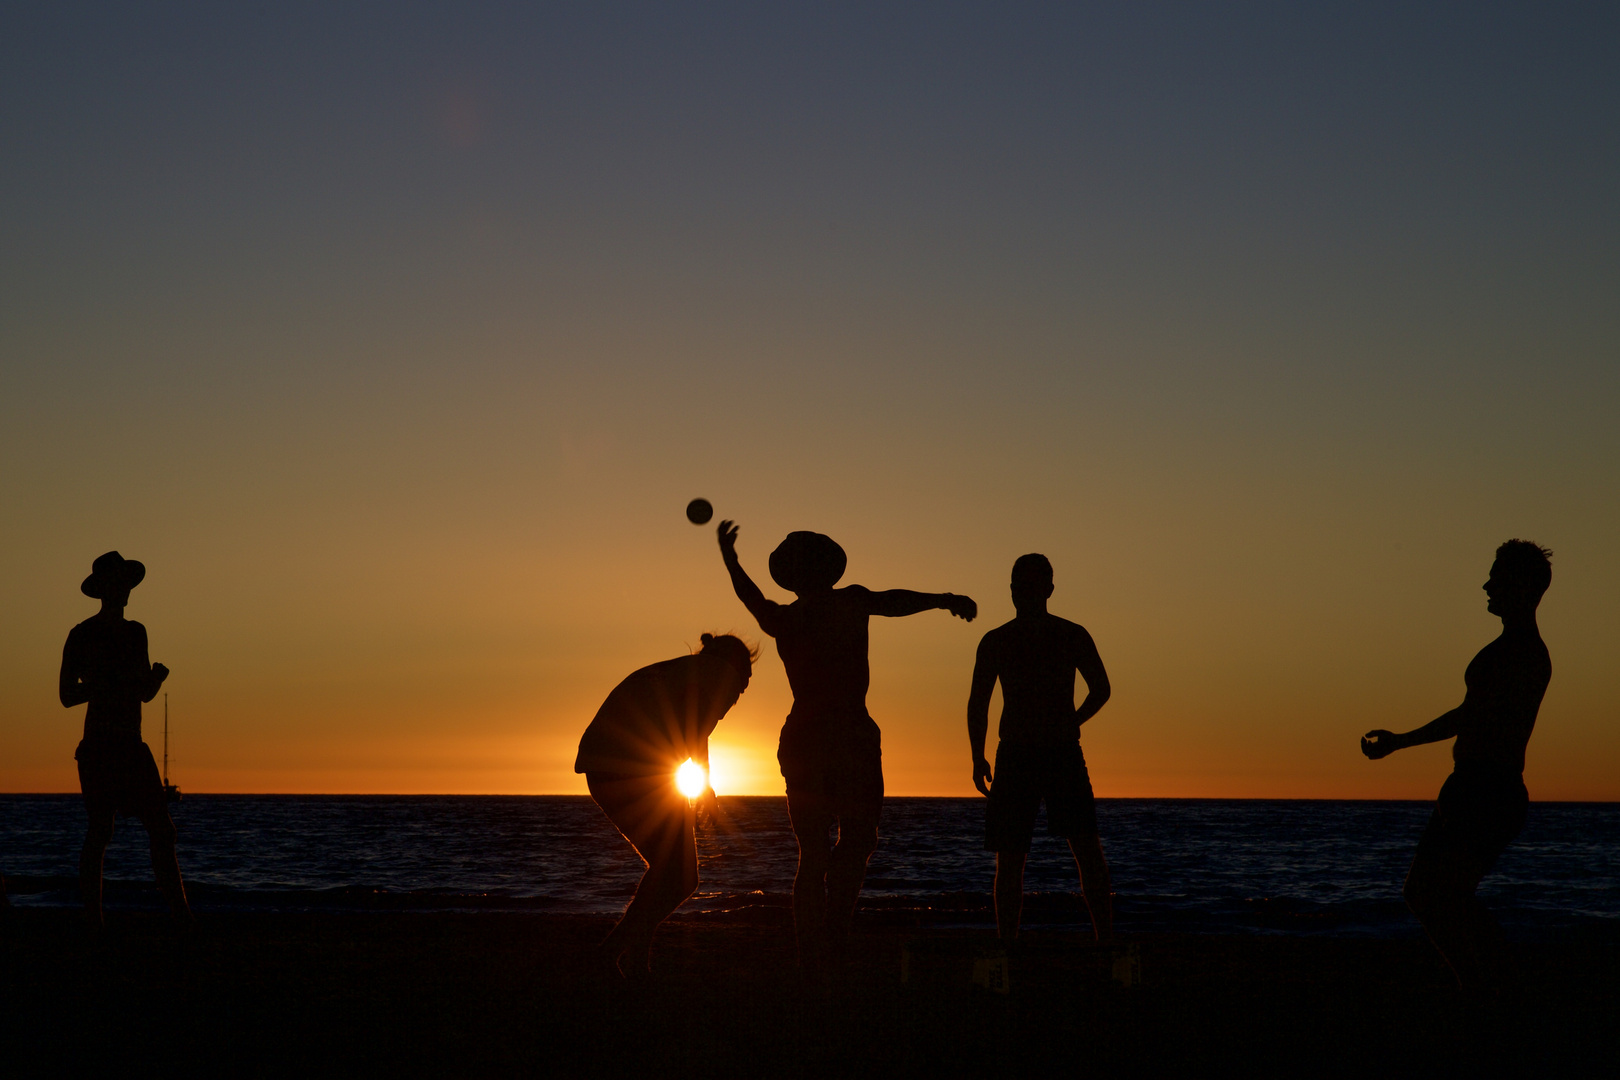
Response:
968,553,1113,945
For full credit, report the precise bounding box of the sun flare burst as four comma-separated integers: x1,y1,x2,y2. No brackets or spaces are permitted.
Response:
675,758,707,799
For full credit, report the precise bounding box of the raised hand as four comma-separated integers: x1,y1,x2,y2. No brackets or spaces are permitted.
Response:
717,519,739,560
943,593,978,622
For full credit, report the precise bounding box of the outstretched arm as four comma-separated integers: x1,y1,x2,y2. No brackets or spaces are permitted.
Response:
967,638,997,796
1362,706,1465,760
717,520,782,635
867,590,977,622
1074,627,1111,727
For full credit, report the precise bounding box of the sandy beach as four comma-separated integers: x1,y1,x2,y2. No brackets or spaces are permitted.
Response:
2,908,1614,1077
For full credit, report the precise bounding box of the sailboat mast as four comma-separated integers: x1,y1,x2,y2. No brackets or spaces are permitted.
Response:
164,693,170,786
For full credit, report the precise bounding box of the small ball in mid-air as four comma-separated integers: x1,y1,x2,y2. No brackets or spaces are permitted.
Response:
685,498,714,525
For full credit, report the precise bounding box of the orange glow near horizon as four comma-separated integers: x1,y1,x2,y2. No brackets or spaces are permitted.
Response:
2,510,1617,801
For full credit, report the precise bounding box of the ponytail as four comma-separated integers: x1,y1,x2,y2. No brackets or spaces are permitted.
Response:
697,631,759,678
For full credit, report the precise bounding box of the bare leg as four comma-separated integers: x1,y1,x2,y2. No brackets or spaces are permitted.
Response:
1070,834,1113,942
597,787,698,976
994,851,1026,944
139,807,192,921
601,855,697,974
1405,854,1493,989
825,812,878,949
792,841,831,964
786,793,834,967
80,808,115,929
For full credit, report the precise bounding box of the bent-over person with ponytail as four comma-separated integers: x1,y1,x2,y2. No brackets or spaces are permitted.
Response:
575,633,756,978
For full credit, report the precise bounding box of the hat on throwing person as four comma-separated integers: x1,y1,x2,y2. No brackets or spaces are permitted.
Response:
768,532,847,593
81,551,146,599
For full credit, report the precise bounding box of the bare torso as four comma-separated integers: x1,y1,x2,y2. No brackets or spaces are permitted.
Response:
61,617,151,741
1453,626,1551,774
979,613,1099,747
768,586,875,718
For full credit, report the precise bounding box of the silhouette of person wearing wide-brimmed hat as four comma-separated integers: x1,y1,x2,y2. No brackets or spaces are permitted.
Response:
60,551,190,929
718,520,976,969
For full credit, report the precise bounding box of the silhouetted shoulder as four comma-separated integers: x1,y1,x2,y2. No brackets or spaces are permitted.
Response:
1468,631,1551,690
970,619,1014,669
777,584,873,621
976,614,1101,671
1053,615,1098,650
63,616,149,652
975,618,1018,654
988,613,1095,644
839,584,874,608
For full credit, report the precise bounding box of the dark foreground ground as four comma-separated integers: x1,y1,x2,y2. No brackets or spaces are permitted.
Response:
1,908,1616,1078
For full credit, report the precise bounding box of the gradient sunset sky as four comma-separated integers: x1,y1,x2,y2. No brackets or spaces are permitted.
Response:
3,3,1616,798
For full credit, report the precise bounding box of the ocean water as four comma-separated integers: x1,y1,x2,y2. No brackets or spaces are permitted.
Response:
2,795,1617,937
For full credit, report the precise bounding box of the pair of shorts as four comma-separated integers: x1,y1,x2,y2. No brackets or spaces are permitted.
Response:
76,738,165,818
586,771,697,885
1412,763,1528,880
777,710,884,816
984,742,1098,853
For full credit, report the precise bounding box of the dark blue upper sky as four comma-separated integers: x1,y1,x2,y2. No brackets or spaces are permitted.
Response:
6,2,1615,339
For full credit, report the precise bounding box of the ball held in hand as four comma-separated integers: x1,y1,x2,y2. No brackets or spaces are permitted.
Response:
686,498,714,525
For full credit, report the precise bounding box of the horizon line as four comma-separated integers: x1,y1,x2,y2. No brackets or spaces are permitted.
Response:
3,791,1616,805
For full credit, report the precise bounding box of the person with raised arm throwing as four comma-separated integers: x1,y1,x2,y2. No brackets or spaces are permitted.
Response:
968,554,1113,945
1362,540,1553,991
718,519,976,970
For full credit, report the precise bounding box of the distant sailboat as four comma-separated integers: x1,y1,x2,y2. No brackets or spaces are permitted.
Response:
163,692,182,803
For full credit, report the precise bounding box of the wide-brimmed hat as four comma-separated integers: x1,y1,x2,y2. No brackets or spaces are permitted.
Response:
81,551,146,599
769,532,846,593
